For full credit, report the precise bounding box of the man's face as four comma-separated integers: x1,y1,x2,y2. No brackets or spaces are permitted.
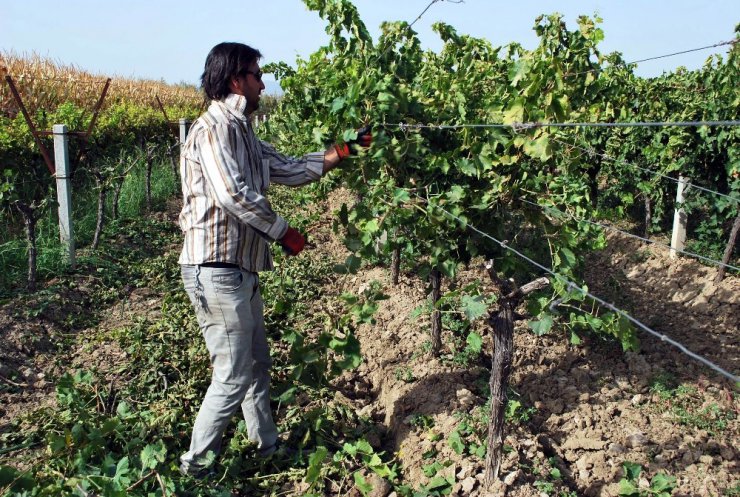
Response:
230,62,265,114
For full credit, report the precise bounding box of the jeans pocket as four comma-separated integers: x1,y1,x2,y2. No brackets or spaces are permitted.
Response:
211,269,244,293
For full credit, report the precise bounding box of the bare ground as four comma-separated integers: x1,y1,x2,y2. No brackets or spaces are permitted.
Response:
1,189,738,496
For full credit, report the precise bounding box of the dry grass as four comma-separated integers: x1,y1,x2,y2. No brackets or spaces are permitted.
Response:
0,51,204,117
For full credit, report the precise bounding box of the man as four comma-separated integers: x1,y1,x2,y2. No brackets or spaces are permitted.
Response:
177,42,371,476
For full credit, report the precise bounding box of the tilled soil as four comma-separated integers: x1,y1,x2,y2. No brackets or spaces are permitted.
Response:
1,189,738,496
321,189,739,497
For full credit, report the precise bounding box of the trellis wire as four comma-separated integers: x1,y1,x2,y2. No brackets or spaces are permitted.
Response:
628,39,738,65
564,39,738,78
549,136,739,203
416,192,739,383
383,120,740,130
383,122,738,203
517,197,740,272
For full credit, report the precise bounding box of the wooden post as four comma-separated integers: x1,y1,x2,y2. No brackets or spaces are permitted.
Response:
715,210,740,283
53,124,75,269
429,269,442,356
670,175,688,259
391,246,401,286
483,260,548,486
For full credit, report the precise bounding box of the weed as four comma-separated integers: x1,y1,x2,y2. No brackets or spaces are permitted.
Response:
648,375,735,434
618,461,676,497
394,366,416,383
409,414,435,431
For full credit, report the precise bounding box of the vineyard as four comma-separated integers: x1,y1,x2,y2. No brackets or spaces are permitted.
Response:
1,0,739,496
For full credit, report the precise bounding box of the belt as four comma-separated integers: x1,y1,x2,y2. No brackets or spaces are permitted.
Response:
199,262,240,269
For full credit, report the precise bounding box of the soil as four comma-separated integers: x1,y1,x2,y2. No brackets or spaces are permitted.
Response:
1,188,738,496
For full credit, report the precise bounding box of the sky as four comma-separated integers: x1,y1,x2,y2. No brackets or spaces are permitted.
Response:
2,1,738,94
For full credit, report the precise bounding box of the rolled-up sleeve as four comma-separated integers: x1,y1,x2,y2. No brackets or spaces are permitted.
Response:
198,123,287,241
261,141,324,186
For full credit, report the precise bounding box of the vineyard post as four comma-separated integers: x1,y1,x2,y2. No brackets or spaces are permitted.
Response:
715,210,740,283
670,175,688,259
53,124,75,269
179,119,191,153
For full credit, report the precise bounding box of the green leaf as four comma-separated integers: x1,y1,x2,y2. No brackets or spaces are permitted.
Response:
461,295,487,321
331,97,346,113
559,247,576,267
0,465,35,491
306,446,329,483
140,441,166,469
354,472,374,494
426,475,453,491
355,439,373,454
650,473,677,493
422,462,443,477
446,185,465,203
523,134,552,161
529,315,554,335
115,456,130,478
622,461,642,481
448,430,465,454
393,188,411,204
312,126,327,145
618,479,640,496
465,332,483,354
277,386,297,403
343,128,359,142
456,158,478,177
503,102,525,123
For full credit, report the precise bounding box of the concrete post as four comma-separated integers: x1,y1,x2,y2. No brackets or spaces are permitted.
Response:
53,124,75,269
670,175,689,259
179,119,190,152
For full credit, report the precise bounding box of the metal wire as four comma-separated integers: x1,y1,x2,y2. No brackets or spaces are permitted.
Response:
408,0,442,29
628,39,738,65
517,197,740,272
564,39,738,78
414,192,739,383
382,124,738,204
549,136,739,203
383,120,740,130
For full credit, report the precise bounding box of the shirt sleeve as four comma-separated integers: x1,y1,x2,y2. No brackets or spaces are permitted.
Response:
197,123,288,241
260,140,325,186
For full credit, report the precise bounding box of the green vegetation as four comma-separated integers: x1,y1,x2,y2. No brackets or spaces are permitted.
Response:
618,461,677,497
648,373,735,434
0,184,399,496
1,1,738,495
265,0,738,353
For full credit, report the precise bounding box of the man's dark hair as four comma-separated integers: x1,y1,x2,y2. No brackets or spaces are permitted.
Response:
201,42,262,100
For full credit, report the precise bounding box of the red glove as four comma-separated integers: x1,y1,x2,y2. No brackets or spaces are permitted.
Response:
334,125,373,160
279,227,306,256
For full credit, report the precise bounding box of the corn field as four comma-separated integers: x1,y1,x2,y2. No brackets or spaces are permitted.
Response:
0,51,204,118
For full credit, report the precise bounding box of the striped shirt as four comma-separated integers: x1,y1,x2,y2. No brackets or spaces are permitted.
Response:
178,93,325,272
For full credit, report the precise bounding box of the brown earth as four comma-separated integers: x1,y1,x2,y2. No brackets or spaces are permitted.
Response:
1,189,738,496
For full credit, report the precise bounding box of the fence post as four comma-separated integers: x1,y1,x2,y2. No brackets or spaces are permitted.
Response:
179,119,190,152
670,175,688,259
53,124,75,269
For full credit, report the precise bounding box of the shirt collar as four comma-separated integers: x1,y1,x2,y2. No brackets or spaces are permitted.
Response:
219,93,249,118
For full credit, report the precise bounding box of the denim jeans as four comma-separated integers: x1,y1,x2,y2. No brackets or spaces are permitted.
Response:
179,264,278,471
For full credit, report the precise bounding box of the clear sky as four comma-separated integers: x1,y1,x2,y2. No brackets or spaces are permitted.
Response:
2,1,738,94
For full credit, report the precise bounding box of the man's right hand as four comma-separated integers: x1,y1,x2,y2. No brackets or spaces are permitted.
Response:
333,125,373,160
279,227,306,256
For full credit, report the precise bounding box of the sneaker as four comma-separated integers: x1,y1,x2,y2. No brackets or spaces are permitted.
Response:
257,440,281,458
258,440,308,459
179,461,215,479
